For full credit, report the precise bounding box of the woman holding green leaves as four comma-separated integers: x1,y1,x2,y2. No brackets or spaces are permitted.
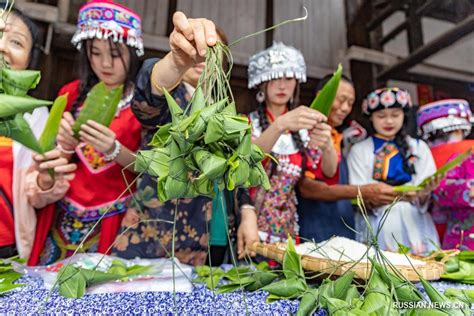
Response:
0,8,75,259
113,13,259,265
347,87,440,255
26,1,143,265
247,42,338,244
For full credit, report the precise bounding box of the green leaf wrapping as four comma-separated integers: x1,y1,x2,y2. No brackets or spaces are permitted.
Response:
1,69,41,97
244,271,278,292
0,94,51,118
370,257,423,302
283,235,305,280
261,277,306,299
7,114,43,153
38,93,68,152
193,149,228,180
296,288,319,316
72,82,123,138
310,64,343,116
134,148,170,177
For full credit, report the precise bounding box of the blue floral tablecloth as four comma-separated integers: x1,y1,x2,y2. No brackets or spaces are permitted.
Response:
1,276,472,315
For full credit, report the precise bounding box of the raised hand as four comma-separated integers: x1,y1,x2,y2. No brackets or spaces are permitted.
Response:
169,11,217,70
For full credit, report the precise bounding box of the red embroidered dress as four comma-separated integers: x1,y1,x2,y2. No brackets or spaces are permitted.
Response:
0,137,15,248
29,80,141,265
249,110,316,243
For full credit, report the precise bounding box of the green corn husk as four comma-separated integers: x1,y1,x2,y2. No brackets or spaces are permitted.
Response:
72,82,123,138
38,93,68,152
309,64,343,116
296,288,319,316
1,69,41,96
0,94,52,118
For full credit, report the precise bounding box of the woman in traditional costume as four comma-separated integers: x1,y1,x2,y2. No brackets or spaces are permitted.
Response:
0,8,55,259
347,87,440,255
247,42,338,243
112,15,258,266
27,0,143,265
417,99,474,250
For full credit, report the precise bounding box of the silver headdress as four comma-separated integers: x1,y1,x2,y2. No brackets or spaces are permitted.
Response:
247,42,307,89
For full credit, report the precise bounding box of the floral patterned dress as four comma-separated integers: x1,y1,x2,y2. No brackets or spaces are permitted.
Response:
249,110,316,243
112,59,243,266
35,80,142,265
431,140,474,250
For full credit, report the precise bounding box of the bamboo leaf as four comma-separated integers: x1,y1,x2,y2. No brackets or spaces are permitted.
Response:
163,88,183,124
309,64,343,116
296,288,319,316
245,271,278,292
1,69,41,96
8,114,43,153
38,93,68,152
283,235,305,280
72,82,123,138
261,277,306,298
0,94,51,118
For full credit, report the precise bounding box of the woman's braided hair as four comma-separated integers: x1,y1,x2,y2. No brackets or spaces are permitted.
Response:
393,116,416,176
257,83,307,178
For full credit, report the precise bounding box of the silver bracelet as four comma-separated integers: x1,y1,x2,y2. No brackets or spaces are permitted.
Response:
56,144,75,155
104,140,122,162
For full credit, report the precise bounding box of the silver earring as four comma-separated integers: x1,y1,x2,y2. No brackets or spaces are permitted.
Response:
256,90,265,103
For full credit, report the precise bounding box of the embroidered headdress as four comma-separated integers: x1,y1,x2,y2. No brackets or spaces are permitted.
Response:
247,42,306,89
362,87,413,116
71,0,144,56
417,99,473,140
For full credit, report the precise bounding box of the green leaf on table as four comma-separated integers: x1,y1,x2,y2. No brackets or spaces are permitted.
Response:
245,271,278,292
283,235,304,280
296,288,319,316
261,277,306,299
57,266,87,299
309,64,343,116
0,282,24,295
